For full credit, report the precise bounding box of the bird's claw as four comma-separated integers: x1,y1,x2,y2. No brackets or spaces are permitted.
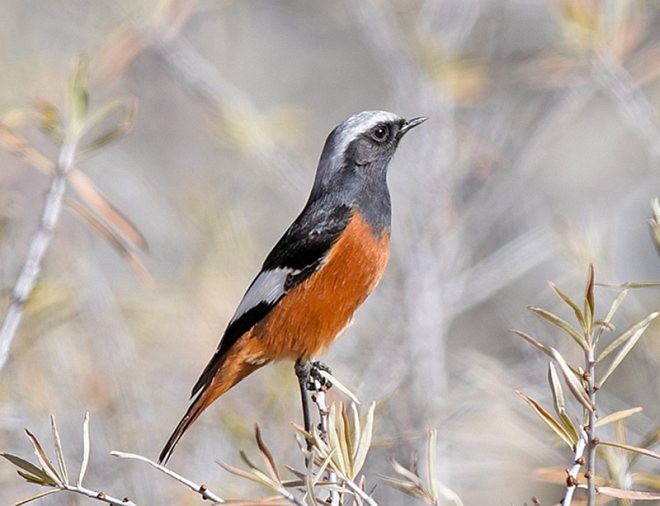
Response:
307,361,333,391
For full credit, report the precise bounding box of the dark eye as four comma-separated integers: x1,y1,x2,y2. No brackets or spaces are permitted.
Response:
371,124,389,142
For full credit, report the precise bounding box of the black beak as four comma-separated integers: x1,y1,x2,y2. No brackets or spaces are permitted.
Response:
399,116,428,136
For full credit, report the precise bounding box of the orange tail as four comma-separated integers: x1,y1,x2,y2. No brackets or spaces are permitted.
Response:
158,352,265,464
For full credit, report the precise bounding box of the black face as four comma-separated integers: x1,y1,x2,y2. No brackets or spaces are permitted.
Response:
346,119,405,167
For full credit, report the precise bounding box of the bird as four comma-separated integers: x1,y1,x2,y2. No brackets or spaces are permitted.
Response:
159,110,427,464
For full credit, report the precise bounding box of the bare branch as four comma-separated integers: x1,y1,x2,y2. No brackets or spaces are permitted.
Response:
110,451,225,503
0,134,78,370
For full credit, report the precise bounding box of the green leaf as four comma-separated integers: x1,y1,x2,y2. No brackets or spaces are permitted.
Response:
598,317,657,388
548,281,584,329
23,429,62,485
516,390,575,448
595,407,643,428
1,453,57,486
528,307,588,350
34,100,63,141
79,98,136,154
68,55,89,131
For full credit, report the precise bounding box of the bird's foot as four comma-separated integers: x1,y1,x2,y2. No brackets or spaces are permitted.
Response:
308,361,333,391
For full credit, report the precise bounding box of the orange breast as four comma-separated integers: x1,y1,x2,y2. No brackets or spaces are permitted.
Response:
253,211,390,360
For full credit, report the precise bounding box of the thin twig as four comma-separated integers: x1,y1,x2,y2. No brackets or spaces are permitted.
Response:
0,134,78,370
59,483,139,506
110,451,225,503
309,378,339,506
586,345,597,506
562,426,588,506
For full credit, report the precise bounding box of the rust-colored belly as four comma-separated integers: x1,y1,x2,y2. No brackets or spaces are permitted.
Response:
253,212,390,360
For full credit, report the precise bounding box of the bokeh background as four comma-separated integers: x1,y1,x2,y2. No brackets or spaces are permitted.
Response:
1,0,659,504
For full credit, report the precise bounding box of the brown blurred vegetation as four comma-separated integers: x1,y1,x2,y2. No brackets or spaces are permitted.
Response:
0,0,659,504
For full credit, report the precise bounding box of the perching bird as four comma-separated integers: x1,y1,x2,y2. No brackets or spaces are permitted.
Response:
159,111,427,463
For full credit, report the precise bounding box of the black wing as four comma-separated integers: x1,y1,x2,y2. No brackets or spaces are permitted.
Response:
190,201,352,398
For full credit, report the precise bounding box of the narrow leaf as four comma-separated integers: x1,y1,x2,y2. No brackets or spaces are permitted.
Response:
595,407,643,428
601,289,628,330
599,440,660,460
354,402,375,477
68,170,148,252
24,429,61,485
389,458,425,489
50,416,68,484
547,363,579,440
1,453,56,485
317,370,360,404
598,320,655,387
549,348,594,412
597,312,659,363
68,55,89,129
528,307,588,350
80,98,136,154
10,489,60,506
16,469,53,486
632,471,660,489
77,412,89,486
427,428,438,500
254,425,280,482
584,264,595,327
66,198,154,288
597,486,660,500
547,363,566,415
549,281,584,328
516,390,575,448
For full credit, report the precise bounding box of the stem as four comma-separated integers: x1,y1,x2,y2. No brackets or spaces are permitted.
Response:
61,483,139,506
0,135,78,370
310,377,339,506
562,426,588,506
110,451,225,503
586,345,597,506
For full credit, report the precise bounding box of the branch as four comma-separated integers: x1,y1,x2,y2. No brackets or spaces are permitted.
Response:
309,377,339,506
0,134,78,370
562,426,588,506
59,483,138,506
111,451,225,503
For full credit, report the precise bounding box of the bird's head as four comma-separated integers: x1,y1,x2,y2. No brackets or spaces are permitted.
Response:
311,111,427,201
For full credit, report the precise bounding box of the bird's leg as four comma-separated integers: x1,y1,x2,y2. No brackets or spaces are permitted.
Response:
309,360,333,390
294,358,313,453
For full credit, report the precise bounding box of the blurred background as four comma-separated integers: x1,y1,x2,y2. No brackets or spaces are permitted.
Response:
0,0,659,504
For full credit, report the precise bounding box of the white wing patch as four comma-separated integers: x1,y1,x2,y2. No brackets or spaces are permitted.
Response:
229,268,298,324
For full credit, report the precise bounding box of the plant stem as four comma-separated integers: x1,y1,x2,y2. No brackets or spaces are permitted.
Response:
0,135,78,370
562,427,588,506
310,377,339,506
61,483,139,506
110,451,225,503
586,345,597,506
